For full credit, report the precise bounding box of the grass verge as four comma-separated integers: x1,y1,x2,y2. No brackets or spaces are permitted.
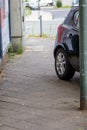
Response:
8,44,24,60
54,5,71,9
27,34,55,39
25,7,32,16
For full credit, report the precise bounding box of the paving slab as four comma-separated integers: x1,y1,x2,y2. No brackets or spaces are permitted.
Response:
0,38,87,130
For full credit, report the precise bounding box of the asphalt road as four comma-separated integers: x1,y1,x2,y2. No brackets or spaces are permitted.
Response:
41,7,70,19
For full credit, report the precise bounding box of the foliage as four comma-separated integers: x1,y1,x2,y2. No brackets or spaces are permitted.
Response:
56,0,62,8
25,7,31,16
8,44,15,59
62,6,71,8
24,0,29,2
8,43,24,59
8,44,14,53
16,45,24,55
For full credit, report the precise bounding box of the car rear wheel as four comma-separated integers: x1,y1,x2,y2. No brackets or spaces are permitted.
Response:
55,49,75,80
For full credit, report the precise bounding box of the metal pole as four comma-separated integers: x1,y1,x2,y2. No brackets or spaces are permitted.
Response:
79,0,87,110
0,5,3,58
40,15,42,37
38,0,40,19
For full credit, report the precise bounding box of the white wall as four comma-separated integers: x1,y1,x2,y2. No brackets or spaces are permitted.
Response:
61,0,72,6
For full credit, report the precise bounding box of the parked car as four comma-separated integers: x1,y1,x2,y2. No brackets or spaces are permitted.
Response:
54,6,79,80
39,0,47,7
29,0,40,10
72,0,79,6
25,1,30,7
45,0,53,6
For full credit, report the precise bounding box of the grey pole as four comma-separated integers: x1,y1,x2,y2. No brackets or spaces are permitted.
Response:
79,0,87,110
40,15,42,37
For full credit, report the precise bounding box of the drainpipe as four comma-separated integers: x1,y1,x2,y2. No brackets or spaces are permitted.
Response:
8,0,11,41
79,0,87,110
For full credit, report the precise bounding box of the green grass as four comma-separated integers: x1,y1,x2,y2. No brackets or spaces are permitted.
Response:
8,45,16,60
62,6,71,8
16,46,24,55
54,5,71,9
25,7,31,16
27,34,55,39
8,43,24,60
28,34,48,38
8,53,15,59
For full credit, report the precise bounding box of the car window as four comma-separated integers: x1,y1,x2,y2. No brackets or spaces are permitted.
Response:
73,11,79,28
74,0,79,4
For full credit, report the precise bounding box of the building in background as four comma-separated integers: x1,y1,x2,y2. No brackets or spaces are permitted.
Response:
61,0,72,6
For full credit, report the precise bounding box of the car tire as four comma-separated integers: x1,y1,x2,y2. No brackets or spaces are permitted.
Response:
55,49,75,80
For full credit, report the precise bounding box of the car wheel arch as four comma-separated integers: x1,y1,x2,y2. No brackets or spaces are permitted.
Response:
55,48,75,80
54,44,69,58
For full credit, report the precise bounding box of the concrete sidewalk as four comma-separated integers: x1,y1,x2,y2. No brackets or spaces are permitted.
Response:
0,38,87,130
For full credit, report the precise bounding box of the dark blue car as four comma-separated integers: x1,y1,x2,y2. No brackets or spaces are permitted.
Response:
54,6,79,80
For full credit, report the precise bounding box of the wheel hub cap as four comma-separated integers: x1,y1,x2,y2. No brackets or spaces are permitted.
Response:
56,52,66,75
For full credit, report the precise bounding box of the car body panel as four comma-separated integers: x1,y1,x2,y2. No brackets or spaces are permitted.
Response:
72,0,79,6
54,6,79,72
29,0,39,10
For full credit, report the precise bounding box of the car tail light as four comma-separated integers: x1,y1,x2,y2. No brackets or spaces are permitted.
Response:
57,25,65,43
